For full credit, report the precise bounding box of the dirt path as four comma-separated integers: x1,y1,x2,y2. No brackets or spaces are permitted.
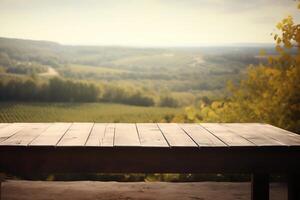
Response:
1,181,286,200
39,66,59,76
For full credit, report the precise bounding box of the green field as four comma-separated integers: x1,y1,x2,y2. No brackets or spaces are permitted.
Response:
0,102,183,123
63,64,127,74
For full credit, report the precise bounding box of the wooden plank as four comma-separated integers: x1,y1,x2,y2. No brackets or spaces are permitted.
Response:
1,123,51,146
179,123,226,147
264,124,300,137
0,123,29,143
136,123,169,147
221,123,284,146
101,123,115,147
264,124,300,139
57,123,94,146
29,123,72,146
114,123,140,146
158,123,197,147
243,124,300,146
85,123,107,146
0,123,9,129
200,123,255,146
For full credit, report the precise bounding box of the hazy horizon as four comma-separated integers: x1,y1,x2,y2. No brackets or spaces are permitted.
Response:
0,36,276,48
1,0,300,46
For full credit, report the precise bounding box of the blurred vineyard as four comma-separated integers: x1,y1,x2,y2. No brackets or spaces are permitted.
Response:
0,102,182,123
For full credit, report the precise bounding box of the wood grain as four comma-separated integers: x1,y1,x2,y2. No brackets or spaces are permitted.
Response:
85,123,107,146
114,123,140,146
1,123,51,145
200,123,255,146
221,123,284,146
179,123,226,147
158,123,197,147
101,123,115,147
137,123,169,147
0,123,299,147
0,123,28,143
243,124,300,146
30,123,72,146
57,123,94,146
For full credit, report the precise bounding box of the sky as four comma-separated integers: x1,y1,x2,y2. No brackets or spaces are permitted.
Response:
0,0,300,46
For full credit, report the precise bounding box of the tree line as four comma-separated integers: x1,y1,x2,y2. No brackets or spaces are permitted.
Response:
0,77,99,102
0,77,180,107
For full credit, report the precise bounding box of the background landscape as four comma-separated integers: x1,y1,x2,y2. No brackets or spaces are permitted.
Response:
0,37,273,123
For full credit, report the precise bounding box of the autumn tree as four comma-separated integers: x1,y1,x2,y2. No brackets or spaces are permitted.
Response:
180,6,300,133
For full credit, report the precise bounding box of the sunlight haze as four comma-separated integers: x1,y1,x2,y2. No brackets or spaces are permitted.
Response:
0,0,300,46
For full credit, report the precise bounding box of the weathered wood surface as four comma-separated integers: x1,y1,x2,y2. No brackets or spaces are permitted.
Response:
114,123,140,146
1,123,51,146
57,123,94,146
0,123,299,200
0,123,299,175
0,123,299,147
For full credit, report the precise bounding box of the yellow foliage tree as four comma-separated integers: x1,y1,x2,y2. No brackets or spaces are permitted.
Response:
181,8,300,133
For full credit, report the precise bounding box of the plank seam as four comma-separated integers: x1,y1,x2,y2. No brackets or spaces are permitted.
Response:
55,122,74,146
237,124,287,146
156,123,171,148
0,123,26,144
135,123,142,146
217,123,258,146
178,124,200,147
222,124,285,146
198,124,229,147
99,123,108,146
27,123,53,146
259,125,300,145
84,122,96,146
253,131,291,146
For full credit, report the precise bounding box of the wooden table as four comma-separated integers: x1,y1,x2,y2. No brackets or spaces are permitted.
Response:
0,123,299,200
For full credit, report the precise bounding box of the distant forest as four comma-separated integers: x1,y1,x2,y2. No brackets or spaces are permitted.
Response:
0,37,275,107
0,77,158,106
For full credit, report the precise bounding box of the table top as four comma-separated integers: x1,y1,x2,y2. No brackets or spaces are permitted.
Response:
1,123,300,174
0,123,299,147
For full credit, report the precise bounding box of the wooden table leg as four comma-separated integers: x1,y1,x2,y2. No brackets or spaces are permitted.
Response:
251,173,269,200
288,173,300,200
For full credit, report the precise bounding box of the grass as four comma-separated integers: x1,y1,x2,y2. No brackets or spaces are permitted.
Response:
0,102,183,123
